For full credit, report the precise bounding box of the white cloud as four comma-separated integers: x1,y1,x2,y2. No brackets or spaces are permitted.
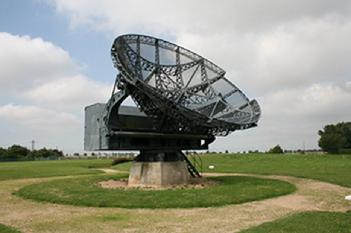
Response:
213,82,351,152
0,104,83,152
47,1,351,93
25,75,111,110
254,17,351,91
174,16,351,96
262,83,351,125
51,0,351,35
0,32,114,152
49,1,351,94
0,104,80,131
0,32,78,92
0,32,112,109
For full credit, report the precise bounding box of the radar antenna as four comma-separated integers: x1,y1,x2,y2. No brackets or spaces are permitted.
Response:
85,34,261,187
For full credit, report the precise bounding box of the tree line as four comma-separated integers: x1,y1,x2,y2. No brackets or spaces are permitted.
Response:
0,145,64,161
0,122,349,160
266,122,351,154
318,122,351,154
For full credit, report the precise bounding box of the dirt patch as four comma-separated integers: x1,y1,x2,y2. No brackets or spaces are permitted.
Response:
257,194,318,211
99,179,128,188
96,168,127,174
98,177,218,190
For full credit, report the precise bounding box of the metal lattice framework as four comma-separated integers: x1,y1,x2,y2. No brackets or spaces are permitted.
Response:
110,34,261,136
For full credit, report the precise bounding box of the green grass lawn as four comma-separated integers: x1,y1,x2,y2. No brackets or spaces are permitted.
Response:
0,159,113,180
112,161,131,172
15,175,295,208
197,153,351,187
0,223,21,233
2,154,351,231
240,211,351,233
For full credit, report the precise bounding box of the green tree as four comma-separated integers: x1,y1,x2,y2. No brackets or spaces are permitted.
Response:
0,147,6,158
0,145,64,161
28,148,64,159
318,122,351,153
7,145,30,158
268,145,284,154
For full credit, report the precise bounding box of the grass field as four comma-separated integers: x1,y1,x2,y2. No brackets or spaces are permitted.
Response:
0,223,21,233
1,153,350,232
240,211,351,233
15,175,295,208
0,159,112,180
200,153,351,187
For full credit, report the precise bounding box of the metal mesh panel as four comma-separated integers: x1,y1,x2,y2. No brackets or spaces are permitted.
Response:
111,34,261,135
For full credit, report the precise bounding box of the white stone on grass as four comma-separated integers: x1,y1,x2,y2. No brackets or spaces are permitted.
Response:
345,195,351,201
208,165,215,169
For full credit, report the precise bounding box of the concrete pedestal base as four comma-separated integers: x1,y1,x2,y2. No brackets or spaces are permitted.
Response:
128,161,189,187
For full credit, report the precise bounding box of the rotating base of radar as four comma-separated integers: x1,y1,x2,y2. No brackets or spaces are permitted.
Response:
128,162,189,187
128,150,200,187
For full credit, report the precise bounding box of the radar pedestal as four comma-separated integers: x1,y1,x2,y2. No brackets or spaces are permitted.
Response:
128,150,189,187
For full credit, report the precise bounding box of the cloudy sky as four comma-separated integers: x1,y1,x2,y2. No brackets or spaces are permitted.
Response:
0,0,350,153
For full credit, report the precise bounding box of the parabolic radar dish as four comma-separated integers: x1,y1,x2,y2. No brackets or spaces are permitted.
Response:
111,34,261,136
85,34,262,185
